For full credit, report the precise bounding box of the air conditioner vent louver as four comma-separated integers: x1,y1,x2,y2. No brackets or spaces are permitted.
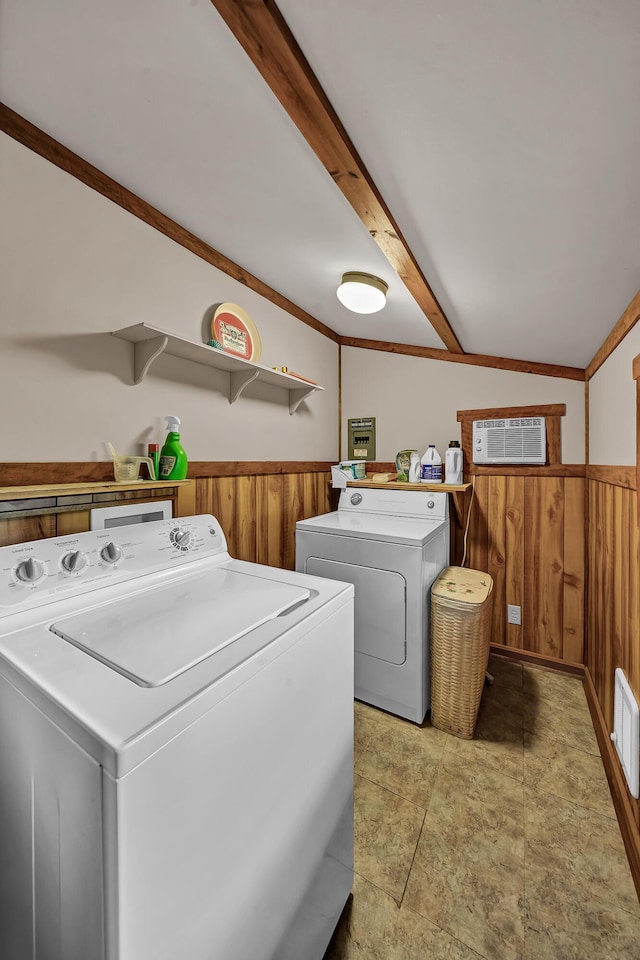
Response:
473,417,546,464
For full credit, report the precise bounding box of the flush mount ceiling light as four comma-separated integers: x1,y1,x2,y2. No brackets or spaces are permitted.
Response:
336,272,388,314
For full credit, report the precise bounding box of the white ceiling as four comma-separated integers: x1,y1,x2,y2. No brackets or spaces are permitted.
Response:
1,0,639,367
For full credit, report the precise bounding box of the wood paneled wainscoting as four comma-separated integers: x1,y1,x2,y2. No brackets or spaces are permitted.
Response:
584,466,640,893
453,403,586,668
461,469,586,666
193,463,335,569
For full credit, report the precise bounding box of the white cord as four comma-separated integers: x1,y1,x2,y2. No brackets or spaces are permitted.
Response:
461,474,476,568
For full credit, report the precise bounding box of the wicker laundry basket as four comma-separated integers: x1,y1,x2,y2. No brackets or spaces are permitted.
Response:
430,566,494,739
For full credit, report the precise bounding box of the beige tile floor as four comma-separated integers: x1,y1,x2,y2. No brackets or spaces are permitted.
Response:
325,655,640,960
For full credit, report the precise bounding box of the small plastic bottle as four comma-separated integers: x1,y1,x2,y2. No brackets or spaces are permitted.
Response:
420,444,442,483
148,443,160,481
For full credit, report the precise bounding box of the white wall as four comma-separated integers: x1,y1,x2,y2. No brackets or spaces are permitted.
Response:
0,134,339,463
341,347,586,464
2,132,610,472
588,323,640,465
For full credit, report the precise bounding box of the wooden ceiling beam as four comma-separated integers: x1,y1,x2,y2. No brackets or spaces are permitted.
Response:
585,288,640,380
339,336,585,381
209,0,464,354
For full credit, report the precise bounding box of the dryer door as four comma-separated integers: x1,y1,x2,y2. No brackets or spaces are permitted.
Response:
305,558,406,665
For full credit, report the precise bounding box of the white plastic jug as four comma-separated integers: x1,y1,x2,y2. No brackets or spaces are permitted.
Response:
420,445,442,483
409,452,421,483
445,446,463,485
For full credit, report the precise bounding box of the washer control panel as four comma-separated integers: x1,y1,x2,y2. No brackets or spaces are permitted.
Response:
0,515,227,611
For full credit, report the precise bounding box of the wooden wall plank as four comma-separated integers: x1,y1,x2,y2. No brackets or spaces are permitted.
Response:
468,476,489,574
195,477,213,515
208,477,238,559
632,500,639,852
505,476,525,649
255,474,285,568
562,477,585,663
234,475,256,562
317,471,332,516
523,477,537,655
303,472,319,523
630,499,640,715
176,482,197,517
612,488,627,679
524,477,564,658
284,473,306,570
487,476,507,647
0,515,56,546
602,483,615,728
585,478,640,836
597,481,606,703
590,479,602,705
451,488,470,565
56,511,91,536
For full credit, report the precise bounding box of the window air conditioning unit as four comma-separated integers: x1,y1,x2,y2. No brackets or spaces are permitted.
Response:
472,417,546,465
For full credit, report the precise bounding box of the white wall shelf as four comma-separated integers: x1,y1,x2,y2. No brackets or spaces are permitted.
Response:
112,323,323,414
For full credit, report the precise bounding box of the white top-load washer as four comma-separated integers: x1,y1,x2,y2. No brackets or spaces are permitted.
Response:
296,487,449,723
0,515,354,960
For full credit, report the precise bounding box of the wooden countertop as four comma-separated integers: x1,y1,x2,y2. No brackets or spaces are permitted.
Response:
346,479,470,492
0,480,194,500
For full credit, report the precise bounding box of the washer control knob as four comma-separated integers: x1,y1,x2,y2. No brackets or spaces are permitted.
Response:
173,529,192,549
427,500,435,509
350,493,363,506
15,557,46,583
100,542,123,564
61,550,88,574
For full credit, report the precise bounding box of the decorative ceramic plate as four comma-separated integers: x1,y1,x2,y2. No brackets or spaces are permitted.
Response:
210,303,262,362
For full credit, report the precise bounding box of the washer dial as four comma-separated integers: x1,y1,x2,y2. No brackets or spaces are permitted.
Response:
15,557,46,583
100,542,123,564
61,550,88,574
170,527,193,552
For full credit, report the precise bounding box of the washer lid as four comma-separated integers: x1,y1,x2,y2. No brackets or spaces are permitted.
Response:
296,510,444,546
50,568,310,687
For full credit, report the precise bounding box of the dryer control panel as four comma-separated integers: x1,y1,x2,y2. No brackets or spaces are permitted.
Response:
338,488,448,521
0,515,227,612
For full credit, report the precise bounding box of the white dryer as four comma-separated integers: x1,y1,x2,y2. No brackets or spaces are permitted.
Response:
296,488,449,723
0,515,354,960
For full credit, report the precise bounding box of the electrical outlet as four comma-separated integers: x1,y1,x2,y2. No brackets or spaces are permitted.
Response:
507,604,521,625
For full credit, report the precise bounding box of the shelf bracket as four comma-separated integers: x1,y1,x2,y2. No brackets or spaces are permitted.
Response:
289,386,316,415
229,369,260,403
132,335,168,384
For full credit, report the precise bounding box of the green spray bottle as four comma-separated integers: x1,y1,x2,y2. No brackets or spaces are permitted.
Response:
159,416,188,480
